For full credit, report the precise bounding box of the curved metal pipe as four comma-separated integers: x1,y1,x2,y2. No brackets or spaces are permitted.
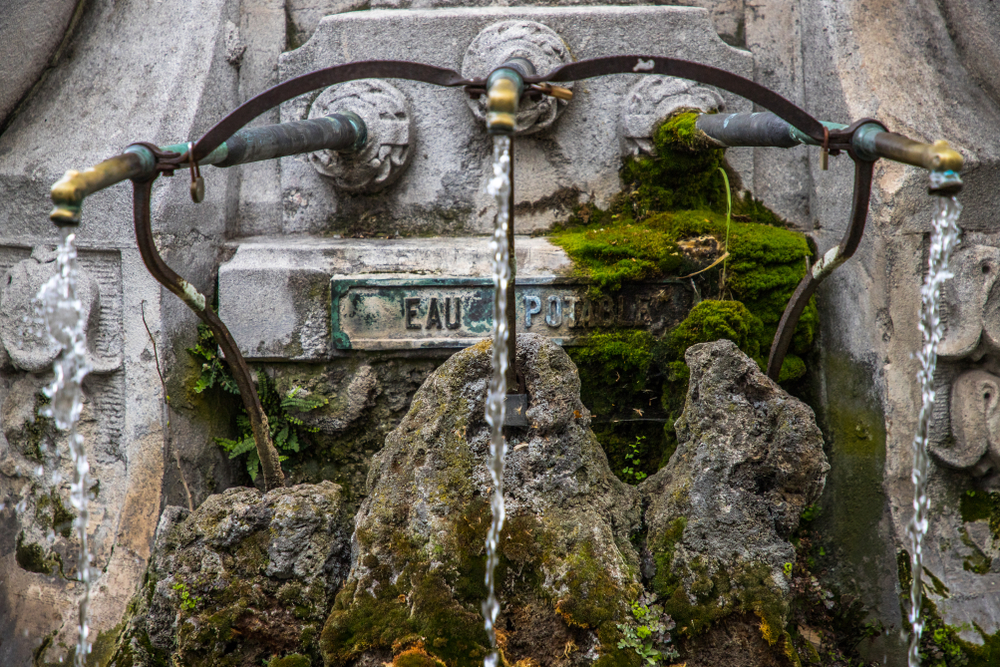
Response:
132,177,286,491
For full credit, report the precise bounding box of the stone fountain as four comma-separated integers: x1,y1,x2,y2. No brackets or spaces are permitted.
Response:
0,1,997,666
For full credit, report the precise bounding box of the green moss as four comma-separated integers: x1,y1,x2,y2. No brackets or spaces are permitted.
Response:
556,542,629,629
20,392,53,462
15,531,54,575
87,623,124,667
269,655,312,667
650,518,787,643
960,490,1000,539
552,114,816,476
959,528,992,575
897,550,1000,666
32,489,73,538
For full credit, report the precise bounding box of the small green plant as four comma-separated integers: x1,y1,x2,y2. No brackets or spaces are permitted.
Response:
189,325,328,481
172,581,201,611
617,591,680,665
800,504,822,522
783,562,793,578
622,435,648,483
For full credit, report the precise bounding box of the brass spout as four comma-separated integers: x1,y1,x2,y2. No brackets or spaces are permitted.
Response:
486,60,533,135
873,135,963,173
50,145,156,225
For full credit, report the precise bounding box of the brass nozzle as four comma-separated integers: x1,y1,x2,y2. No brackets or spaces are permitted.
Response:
487,76,520,135
486,65,527,136
49,149,155,225
873,133,964,173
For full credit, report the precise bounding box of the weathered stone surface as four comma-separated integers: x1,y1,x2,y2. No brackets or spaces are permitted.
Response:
109,481,351,667
641,339,828,662
0,0,81,130
321,333,642,666
0,0,276,659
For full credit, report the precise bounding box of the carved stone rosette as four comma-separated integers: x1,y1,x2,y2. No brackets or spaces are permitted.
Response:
620,76,725,157
308,80,414,193
461,20,573,135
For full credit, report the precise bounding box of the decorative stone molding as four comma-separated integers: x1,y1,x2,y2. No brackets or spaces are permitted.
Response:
620,76,725,156
461,20,573,135
308,80,414,193
0,246,122,375
930,245,1000,487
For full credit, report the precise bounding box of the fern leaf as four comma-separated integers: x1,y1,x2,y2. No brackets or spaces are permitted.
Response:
246,451,261,481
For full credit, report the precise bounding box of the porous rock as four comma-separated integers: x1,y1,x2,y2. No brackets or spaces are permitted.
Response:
321,333,642,667
641,339,828,662
109,481,350,667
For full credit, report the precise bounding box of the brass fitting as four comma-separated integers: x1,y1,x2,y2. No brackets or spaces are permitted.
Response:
50,146,155,225
486,72,522,135
872,133,964,173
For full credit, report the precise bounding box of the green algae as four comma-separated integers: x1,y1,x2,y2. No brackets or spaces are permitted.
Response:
15,531,54,575
269,654,312,667
960,490,1000,540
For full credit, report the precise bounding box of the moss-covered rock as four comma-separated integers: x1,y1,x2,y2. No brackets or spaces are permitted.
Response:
552,111,817,481
640,340,828,666
321,334,643,667
108,482,350,667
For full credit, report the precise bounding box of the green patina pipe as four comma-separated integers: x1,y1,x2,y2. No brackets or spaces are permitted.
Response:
695,111,963,192
50,113,366,225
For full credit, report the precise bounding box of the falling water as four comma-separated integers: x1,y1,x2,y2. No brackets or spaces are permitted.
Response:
482,135,511,667
907,193,962,667
38,228,93,667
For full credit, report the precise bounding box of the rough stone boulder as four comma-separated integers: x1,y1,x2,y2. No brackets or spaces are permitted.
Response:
320,334,642,667
109,481,350,667
640,339,828,665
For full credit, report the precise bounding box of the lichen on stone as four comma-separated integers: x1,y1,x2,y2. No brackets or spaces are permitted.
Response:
108,482,350,667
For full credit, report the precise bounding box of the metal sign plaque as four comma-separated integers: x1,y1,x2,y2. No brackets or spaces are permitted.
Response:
331,277,692,350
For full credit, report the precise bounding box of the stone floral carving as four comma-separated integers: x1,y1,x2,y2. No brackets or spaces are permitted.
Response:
461,20,573,135
309,80,414,193
0,246,121,375
621,76,725,156
932,244,1000,486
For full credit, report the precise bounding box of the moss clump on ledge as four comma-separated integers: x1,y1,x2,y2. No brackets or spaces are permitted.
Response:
555,112,816,480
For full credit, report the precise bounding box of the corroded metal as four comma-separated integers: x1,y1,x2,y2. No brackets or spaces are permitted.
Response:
131,177,286,491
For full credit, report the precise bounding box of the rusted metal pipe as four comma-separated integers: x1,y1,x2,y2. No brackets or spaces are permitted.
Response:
131,176,286,491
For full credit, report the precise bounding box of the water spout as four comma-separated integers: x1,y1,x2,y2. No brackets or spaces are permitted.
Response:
482,134,512,667
907,189,962,667
38,228,93,666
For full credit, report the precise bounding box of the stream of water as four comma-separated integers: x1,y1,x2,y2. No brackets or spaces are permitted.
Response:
907,194,962,667
38,228,93,667
482,135,512,667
